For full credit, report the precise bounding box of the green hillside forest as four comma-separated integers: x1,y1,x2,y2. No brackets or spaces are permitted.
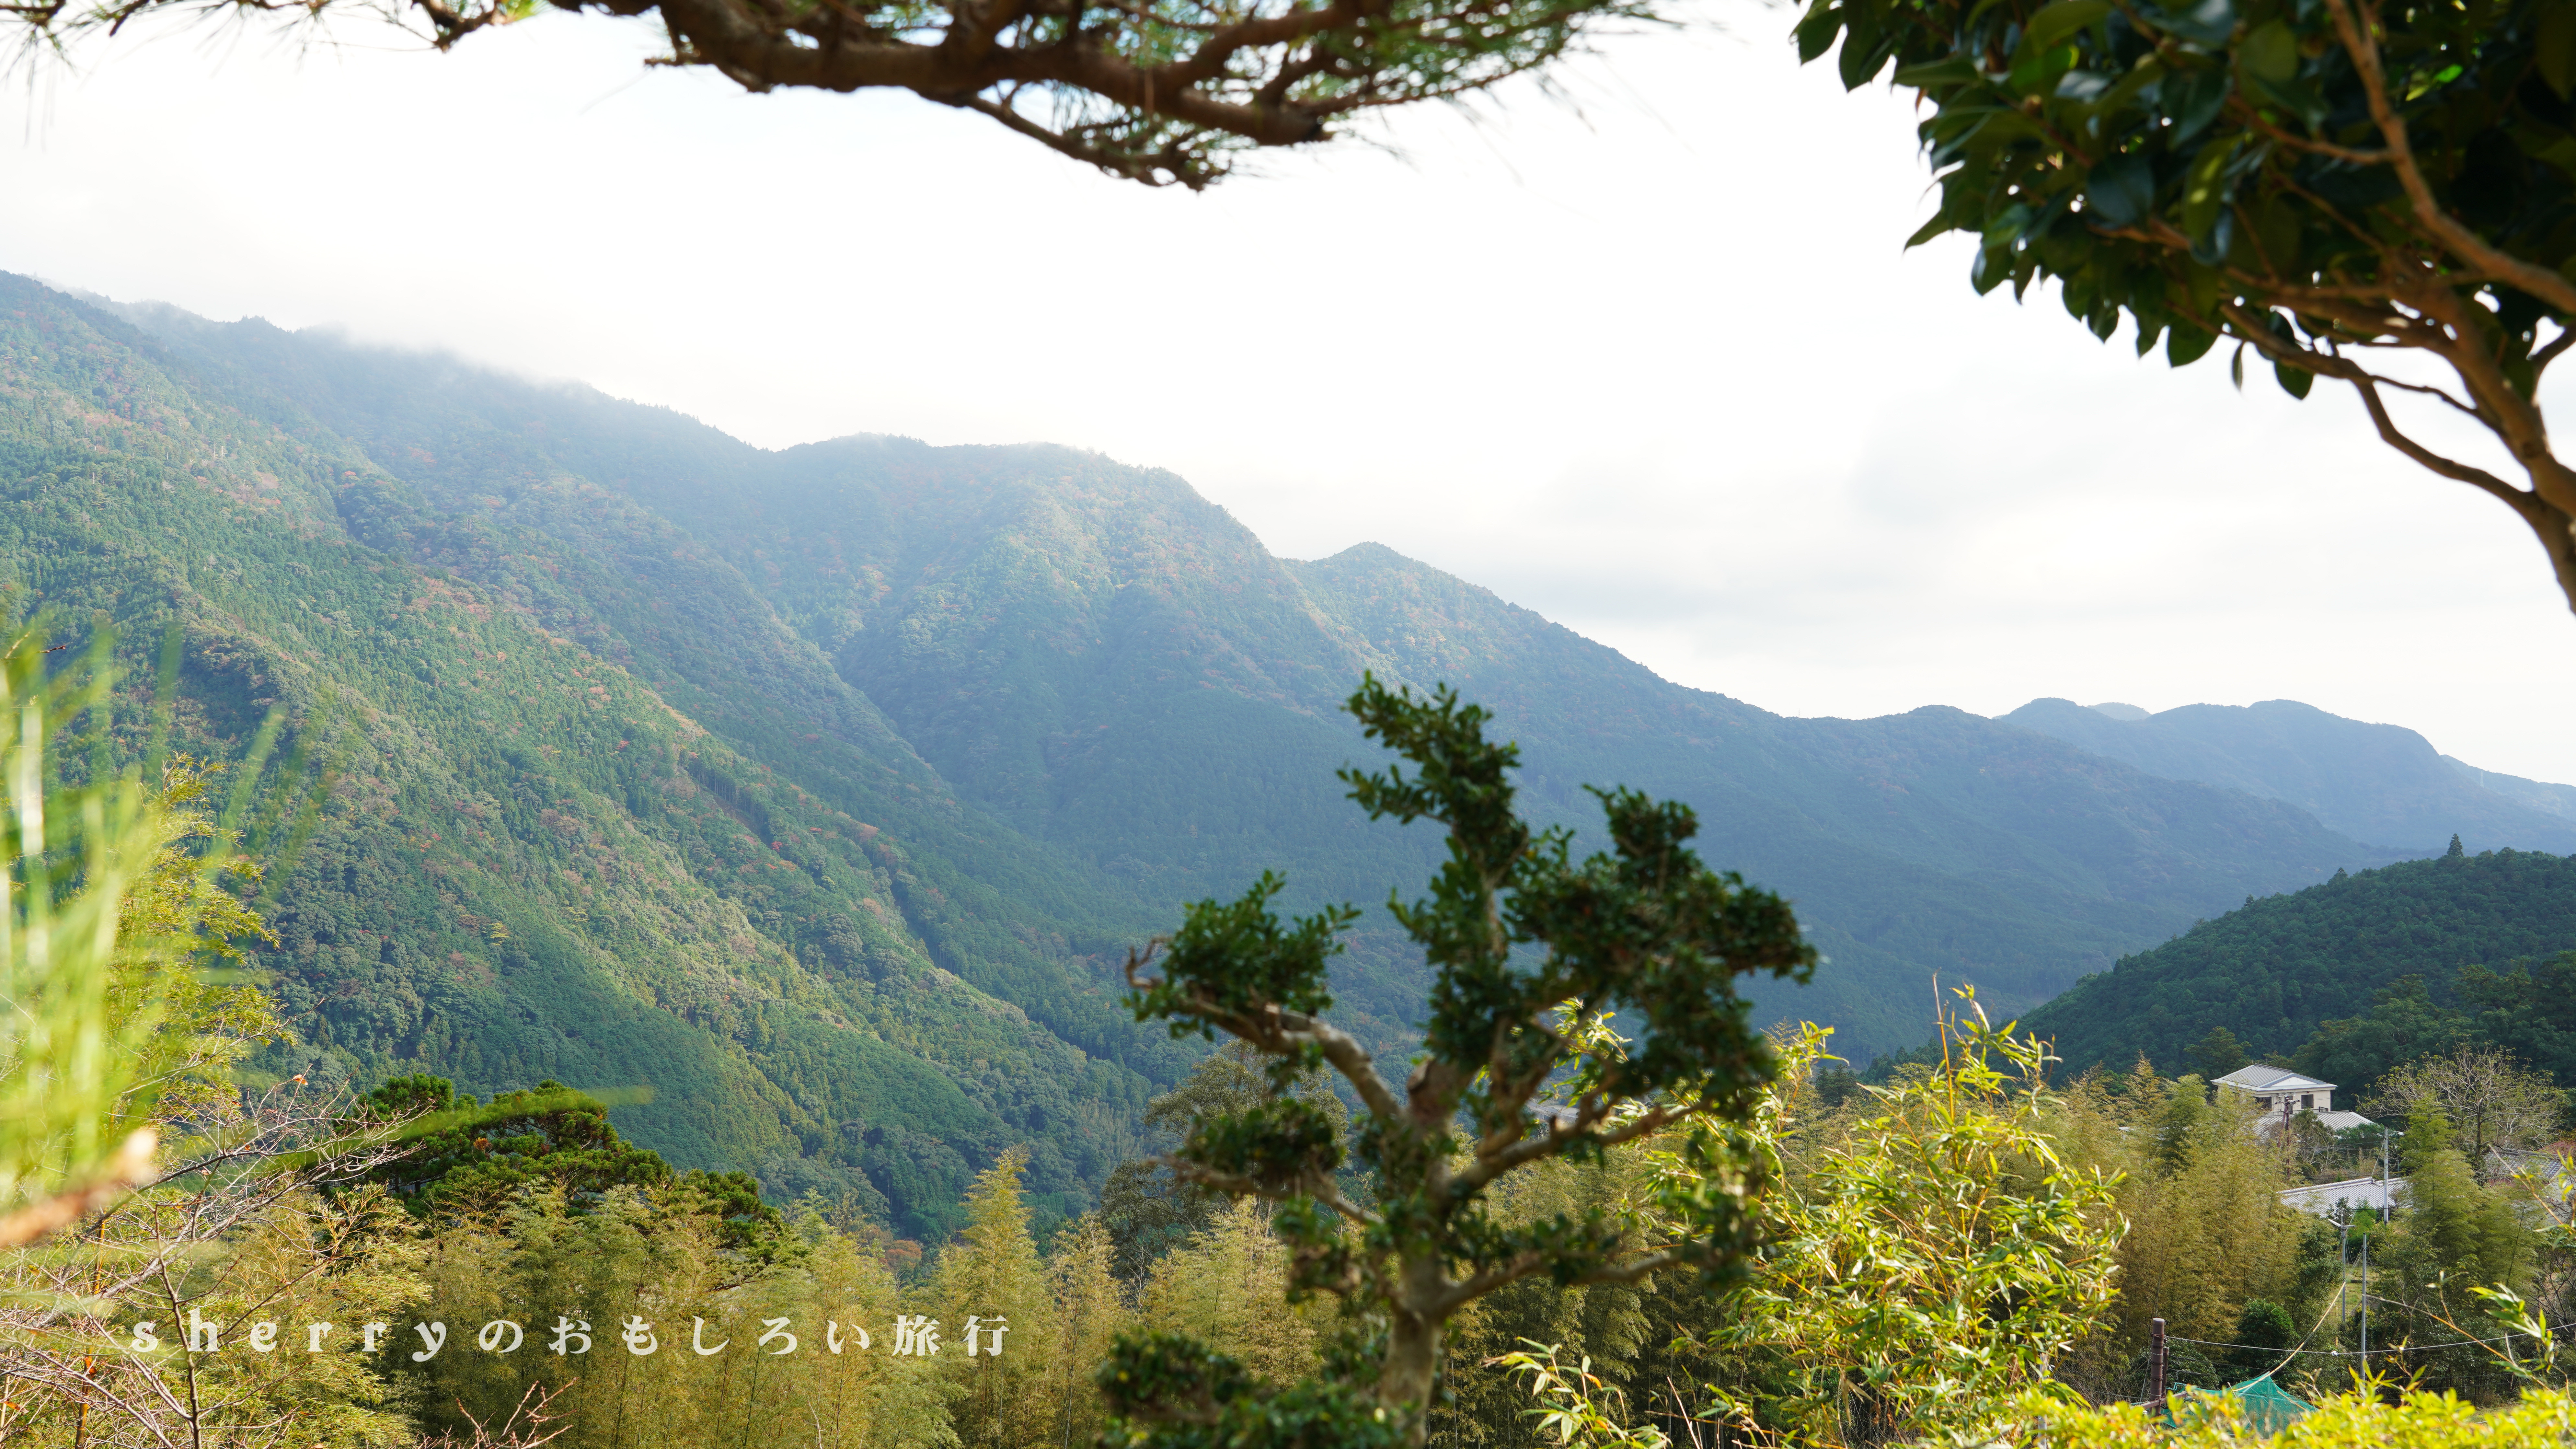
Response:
16,268,2574,1232
2025,842,2576,1089
11,274,2576,1449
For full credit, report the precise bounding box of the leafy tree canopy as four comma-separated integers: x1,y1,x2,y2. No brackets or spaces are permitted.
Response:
2291,972,2482,1093
2184,1024,2250,1079
361,1073,784,1250
1802,0,2576,612
364,1074,675,1215
1101,1040,1354,1280
10,0,1650,188
1102,677,1815,1443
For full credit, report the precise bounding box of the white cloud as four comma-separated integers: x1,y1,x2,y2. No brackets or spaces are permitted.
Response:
7,3,2573,785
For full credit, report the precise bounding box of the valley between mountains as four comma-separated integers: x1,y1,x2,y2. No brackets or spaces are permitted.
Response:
8,269,2570,1233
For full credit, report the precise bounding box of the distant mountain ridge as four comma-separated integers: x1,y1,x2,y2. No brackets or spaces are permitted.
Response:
102,293,2423,1056
1999,698,2576,853
2440,755,2576,824
14,269,2565,1228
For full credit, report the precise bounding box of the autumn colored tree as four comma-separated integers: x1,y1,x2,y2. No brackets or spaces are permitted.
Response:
1102,677,1815,1445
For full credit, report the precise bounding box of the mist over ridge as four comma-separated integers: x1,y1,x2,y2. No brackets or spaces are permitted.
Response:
13,270,2574,1231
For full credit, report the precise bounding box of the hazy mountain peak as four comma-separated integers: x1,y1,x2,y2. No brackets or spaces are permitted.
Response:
2087,701,2151,720
0,265,2450,1129
2001,695,2576,853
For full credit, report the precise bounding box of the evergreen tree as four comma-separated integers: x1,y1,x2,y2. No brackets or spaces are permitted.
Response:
2150,1077,2214,1175
1104,680,1814,1445
1101,1042,1349,1281
2185,1027,2250,1081
936,1147,1063,1449
2221,1299,2295,1381
2294,978,2480,1102
364,1074,679,1220
2458,955,2576,1089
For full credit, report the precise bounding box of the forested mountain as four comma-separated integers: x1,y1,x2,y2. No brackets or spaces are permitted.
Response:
2022,846,2576,1077
6,269,2534,1230
2000,697,2576,853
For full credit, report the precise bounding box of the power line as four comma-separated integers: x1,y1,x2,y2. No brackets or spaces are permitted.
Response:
2165,1330,2536,1358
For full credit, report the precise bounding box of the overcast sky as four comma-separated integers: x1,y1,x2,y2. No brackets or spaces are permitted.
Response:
8,6,2574,783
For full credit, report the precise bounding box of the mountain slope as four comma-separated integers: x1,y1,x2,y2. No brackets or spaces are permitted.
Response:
97,295,2440,1063
2021,848,2576,1075
1999,698,2576,853
6,267,2477,1204
0,274,1176,1239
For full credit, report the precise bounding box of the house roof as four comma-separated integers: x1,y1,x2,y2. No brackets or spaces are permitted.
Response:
2215,1064,2335,1095
2278,1174,2406,1217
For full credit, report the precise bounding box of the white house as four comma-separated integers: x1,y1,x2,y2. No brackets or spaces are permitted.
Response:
2213,1063,2378,1136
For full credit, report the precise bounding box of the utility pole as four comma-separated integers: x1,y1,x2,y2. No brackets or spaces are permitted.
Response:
2363,1125,2393,1374
2150,1318,2168,1408
2338,1205,2351,1327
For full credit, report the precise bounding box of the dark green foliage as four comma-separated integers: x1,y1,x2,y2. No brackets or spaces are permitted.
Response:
2024,849,2576,1076
365,1070,795,1250
2151,1078,2215,1174
671,1168,791,1254
2287,1217,2347,1337
1795,0,2570,308
2221,1298,2294,1380
2289,976,2478,1096
2459,954,2576,1083
1133,873,1357,1041
364,1075,676,1217
1099,1334,1408,1449
1100,1042,1357,1279
2148,1339,2227,1392
1109,678,1814,1437
2185,1026,2250,1079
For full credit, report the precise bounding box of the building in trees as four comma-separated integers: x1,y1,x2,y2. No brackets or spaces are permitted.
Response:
2215,1065,2378,1136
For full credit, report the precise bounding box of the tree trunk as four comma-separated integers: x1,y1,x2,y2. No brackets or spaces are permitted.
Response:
1379,1299,1442,1445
